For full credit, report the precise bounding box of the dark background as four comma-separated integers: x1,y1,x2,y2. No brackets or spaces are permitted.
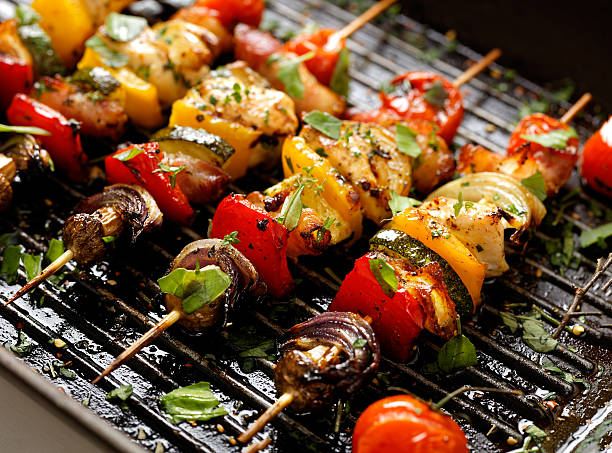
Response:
398,0,612,111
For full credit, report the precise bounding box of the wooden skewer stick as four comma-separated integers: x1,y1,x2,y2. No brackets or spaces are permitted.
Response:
242,437,272,453
331,0,398,42
560,93,592,124
453,48,502,88
238,393,294,444
4,250,74,305
92,309,182,384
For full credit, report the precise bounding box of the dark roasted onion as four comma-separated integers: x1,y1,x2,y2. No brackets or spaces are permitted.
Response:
274,312,380,411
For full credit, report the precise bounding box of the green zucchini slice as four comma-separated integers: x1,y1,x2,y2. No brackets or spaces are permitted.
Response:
152,126,235,166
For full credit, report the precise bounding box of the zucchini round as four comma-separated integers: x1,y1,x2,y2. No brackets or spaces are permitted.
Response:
369,228,473,318
152,125,235,166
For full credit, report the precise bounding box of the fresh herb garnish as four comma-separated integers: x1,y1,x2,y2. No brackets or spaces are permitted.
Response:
379,80,395,94
1,246,22,284
303,111,342,140
423,80,447,108
276,52,315,99
506,204,527,217
369,258,398,298
521,170,547,201
102,236,116,243
85,35,130,68
396,123,421,158
498,310,558,353
579,222,612,248
317,217,336,243
153,162,186,189
105,13,147,42
424,318,477,374
453,192,464,217
520,127,578,150
277,184,305,231
0,124,50,136
221,231,240,246
5,330,34,357
158,382,228,424
113,147,144,162
389,190,421,216
353,338,367,349
106,384,133,409
45,239,64,263
22,253,42,281
15,4,40,25
329,48,350,98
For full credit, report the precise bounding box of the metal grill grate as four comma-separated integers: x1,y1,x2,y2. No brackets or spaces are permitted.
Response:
1,1,611,452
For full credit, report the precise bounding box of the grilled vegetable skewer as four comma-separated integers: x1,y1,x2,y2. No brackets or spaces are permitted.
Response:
92,238,265,384
5,184,162,305
238,311,380,444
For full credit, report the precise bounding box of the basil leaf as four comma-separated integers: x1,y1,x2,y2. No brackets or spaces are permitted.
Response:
22,253,42,281
423,80,447,108
106,384,133,405
15,4,40,26
158,382,228,424
45,239,64,263
521,170,547,201
153,162,186,189
221,231,240,246
389,190,421,216
522,318,557,353
276,52,315,99
541,357,575,382
1,246,22,284
499,311,519,334
579,222,612,248
16,23,65,76
114,147,144,162
369,258,398,297
396,123,421,158
6,330,34,357
277,184,305,232
105,13,147,42
437,334,477,373
303,111,342,140
520,127,578,150
85,35,129,68
574,418,612,452
329,48,349,98
158,265,231,314
0,124,50,136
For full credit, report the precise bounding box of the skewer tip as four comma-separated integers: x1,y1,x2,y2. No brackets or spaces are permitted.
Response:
238,393,294,444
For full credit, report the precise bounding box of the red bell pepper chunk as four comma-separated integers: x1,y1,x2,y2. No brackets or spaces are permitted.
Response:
0,54,33,109
6,93,87,182
105,143,195,225
329,252,425,361
193,0,264,27
210,194,294,298
284,28,346,87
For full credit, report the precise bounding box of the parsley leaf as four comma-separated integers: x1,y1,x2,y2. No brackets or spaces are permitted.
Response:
0,124,50,136
389,190,421,216
520,127,578,150
396,123,421,158
85,35,129,68
329,48,350,98
105,13,146,42
114,146,144,162
317,217,336,243
153,162,186,189
6,330,34,357
221,231,240,246
106,384,133,409
579,222,612,248
158,382,227,424
521,170,547,201
453,191,464,217
303,111,342,140
276,52,315,99
423,80,447,108
102,236,116,243
369,258,398,298
277,184,305,231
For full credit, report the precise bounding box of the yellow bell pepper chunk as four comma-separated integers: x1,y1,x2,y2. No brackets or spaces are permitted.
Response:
32,0,93,68
282,136,362,243
388,208,486,309
169,96,261,179
77,48,164,129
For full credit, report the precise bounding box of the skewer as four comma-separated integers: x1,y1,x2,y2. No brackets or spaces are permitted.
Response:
330,0,398,42
453,48,502,88
560,93,592,124
92,309,182,384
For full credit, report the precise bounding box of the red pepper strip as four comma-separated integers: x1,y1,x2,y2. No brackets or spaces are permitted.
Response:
210,194,294,298
0,54,33,109
380,71,464,144
353,395,469,453
6,93,87,182
192,0,264,27
284,28,346,87
105,143,195,225
329,252,424,361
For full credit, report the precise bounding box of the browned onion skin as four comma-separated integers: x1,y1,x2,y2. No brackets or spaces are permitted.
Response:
274,312,380,411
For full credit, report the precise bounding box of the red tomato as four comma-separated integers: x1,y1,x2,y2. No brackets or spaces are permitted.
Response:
210,194,294,298
284,28,345,87
381,71,464,144
105,143,195,225
194,0,264,27
0,54,33,109
329,253,424,361
6,93,87,182
353,395,469,453
581,115,612,197
508,113,579,156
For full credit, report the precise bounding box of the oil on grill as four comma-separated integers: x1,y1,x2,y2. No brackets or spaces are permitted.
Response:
0,0,611,452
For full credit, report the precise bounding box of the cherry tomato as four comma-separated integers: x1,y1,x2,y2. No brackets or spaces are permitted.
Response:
284,28,345,87
210,194,294,298
329,253,424,361
193,0,264,28
508,113,579,156
581,115,612,197
105,143,194,225
380,71,464,144
6,93,87,181
353,395,469,453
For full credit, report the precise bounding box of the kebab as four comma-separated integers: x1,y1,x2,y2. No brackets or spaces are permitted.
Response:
5,183,162,305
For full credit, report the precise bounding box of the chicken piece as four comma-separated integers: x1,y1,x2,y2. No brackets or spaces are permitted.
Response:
300,121,412,223
419,197,511,277
165,152,231,204
234,24,345,116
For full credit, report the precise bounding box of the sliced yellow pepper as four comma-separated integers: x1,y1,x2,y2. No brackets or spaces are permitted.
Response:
282,136,362,243
169,96,260,179
32,0,93,68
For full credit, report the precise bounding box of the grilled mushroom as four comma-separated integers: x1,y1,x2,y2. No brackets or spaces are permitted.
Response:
0,134,52,173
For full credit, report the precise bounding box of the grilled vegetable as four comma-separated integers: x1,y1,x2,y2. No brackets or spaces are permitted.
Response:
152,125,234,167
581,115,612,197
6,93,88,181
190,0,264,28
275,311,380,411
0,153,17,211
0,20,34,108
353,395,468,453
0,133,52,173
